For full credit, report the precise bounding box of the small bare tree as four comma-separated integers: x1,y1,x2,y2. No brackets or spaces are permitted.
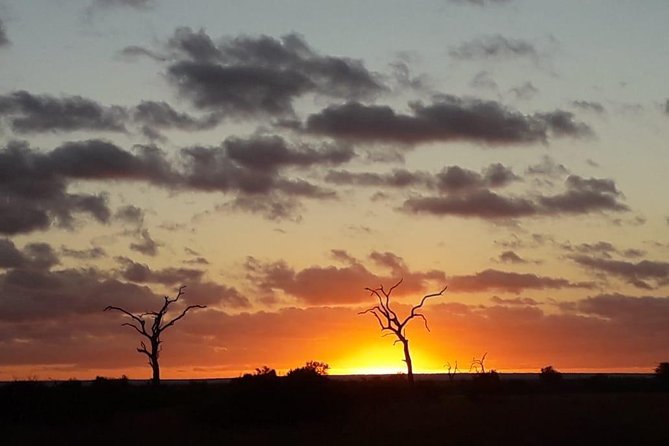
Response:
104,285,205,385
359,279,446,384
470,352,488,374
445,360,459,381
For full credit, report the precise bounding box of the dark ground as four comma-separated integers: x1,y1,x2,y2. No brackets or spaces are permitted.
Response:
3,374,669,446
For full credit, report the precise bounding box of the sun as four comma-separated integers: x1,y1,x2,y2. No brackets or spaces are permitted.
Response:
330,344,443,376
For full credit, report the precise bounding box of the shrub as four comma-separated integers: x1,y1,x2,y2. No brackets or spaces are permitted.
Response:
286,361,330,381
539,365,563,385
655,362,669,382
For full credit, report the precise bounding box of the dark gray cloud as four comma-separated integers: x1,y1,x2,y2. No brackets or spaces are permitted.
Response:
133,101,221,140
498,250,528,264
405,190,537,219
325,168,433,189
539,175,628,214
437,163,519,193
221,195,303,221
0,239,26,268
129,229,161,256
450,35,540,62
154,29,385,117
561,241,644,260
93,0,153,10
61,246,107,260
304,96,592,145
0,135,348,233
570,255,669,290
224,135,353,172
118,45,166,61
0,18,9,47
404,174,628,220
0,91,127,134
114,205,145,226
572,100,606,114
526,156,569,178
665,99,669,115
449,268,594,293
0,141,112,234
116,256,204,285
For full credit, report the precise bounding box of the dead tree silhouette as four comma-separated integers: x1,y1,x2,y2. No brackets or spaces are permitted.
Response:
359,279,447,384
104,285,205,385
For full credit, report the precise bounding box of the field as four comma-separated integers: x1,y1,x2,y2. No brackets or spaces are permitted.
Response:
3,374,669,446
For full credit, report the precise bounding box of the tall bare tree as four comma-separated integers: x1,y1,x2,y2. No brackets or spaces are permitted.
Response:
359,279,446,384
104,285,205,384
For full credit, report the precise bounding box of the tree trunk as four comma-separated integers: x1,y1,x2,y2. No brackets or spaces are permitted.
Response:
150,358,160,385
402,338,414,384
150,339,160,385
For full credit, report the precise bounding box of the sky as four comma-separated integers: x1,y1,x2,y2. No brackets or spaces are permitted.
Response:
1,0,668,380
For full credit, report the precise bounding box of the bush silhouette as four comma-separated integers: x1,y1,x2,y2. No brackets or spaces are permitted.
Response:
654,362,669,382
286,361,330,382
540,365,563,386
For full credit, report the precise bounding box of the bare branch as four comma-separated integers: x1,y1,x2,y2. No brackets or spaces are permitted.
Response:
160,304,206,332
413,313,430,332
104,305,145,325
121,322,148,337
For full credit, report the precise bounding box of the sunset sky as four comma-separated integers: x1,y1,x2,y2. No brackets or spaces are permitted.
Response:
1,0,669,380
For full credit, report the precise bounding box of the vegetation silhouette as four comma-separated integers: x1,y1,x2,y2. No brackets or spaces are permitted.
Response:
359,278,447,384
539,365,563,387
104,285,206,384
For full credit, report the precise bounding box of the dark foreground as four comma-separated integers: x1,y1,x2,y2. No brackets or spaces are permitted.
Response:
3,375,669,446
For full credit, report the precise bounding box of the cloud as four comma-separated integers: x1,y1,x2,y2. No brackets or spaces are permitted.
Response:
570,255,669,290
437,163,519,193
0,141,112,234
538,175,628,214
526,156,569,178
0,91,127,134
133,101,221,140
157,29,385,117
561,241,644,260
114,205,145,226
129,229,161,256
509,82,539,101
448,269,594,293
450,35,540,63
0,266,159,321
116,256,203,284
404,174,628,220
325,168,434,189
92,0,153,10
0,18,9,47
304,96,592,145
61,246,107,260
497,250,528,264
404,189,537,219
0,135,350,233
244,250,445,305
490,296,538,305
572,100,606,114
470,71,498,90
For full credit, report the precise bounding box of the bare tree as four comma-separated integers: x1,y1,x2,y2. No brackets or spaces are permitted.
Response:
445,360,459,381
104,285,205,385
470,352,488,374
359,279,447,384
